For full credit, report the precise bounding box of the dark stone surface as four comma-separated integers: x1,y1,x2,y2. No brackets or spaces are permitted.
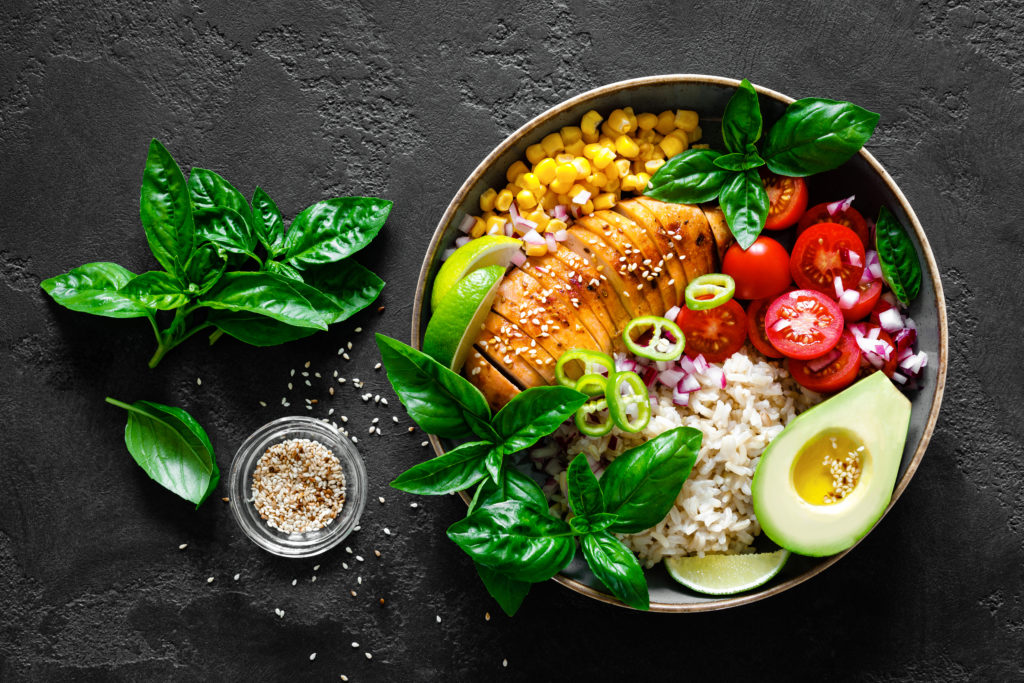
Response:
1,0,1021,680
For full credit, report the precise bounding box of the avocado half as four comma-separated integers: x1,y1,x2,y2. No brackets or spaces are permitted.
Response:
752,372,912,557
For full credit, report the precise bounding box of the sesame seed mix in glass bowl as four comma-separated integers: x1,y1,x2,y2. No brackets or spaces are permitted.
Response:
229,416,367,558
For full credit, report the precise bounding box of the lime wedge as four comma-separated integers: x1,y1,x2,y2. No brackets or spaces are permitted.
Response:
664,549,790,595
423,265,505,372
431,235,522,311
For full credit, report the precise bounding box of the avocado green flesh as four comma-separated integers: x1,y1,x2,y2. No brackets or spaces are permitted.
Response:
752,372,912,557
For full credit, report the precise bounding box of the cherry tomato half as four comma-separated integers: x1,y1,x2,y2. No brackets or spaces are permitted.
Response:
764,289,844,360
675,298,748,363
790,223,866,295
840,279,883,322
722,236,792,300
789,330,861,393
869,292,899,325
762,173,808,231
797,201,870,246
746,295,785,358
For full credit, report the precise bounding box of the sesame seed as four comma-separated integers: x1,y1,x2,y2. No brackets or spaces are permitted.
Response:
342,352,350,360
392,416,399,423
311,576,317,583
310,652,316,661
351,642,359,648
365,652,372,660
356,555,364,562
355,327,362,333
371,417,379,424
350,590,357,597
383,528,391,536
196,378,202,386
421,441,429,447
357,576,362,585
346,546,353,554
503,659,508,668
178,543,188,550
351,437,359,443
301,371,309,377
207,577,215,584
381,398,388,406
292,579,297,586
374,549,381,557
378,496,385,504
374,362,382,370
259,401,267,407
291,369,296,376
233,574,240,581
410,502,418,508
305,380,312,387
436,615,441,623
485,612,491,621
342,562,349,569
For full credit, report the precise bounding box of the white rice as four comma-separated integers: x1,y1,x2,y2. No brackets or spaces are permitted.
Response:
542,347,819,567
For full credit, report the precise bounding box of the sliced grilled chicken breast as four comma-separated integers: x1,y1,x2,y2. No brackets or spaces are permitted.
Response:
552,246,633,335
635,197,717,284
615,198,688,304
476,324,550,387
513,264,614,352
575,215,664,315
594,209,676,311
464,349,520,412
698,204,734,266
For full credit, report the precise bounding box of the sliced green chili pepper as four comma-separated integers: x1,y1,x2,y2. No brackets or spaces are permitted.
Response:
555,349,615,388
685,273,736,310
605,370,651,433
575,373,608,398
622,316,685,362
574,396,613,437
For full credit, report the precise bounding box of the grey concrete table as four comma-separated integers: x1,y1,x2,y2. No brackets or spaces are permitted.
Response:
2,1,1021,680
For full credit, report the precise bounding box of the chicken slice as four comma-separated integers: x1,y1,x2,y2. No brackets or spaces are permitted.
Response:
561,226,650,319
593,209,676,311
615,198,688,305
464,349,520,412
552,246,633,335
575,214,665,315
479,311,557,385
514,264,614,352
635,197,717,284
475,326,549,388
698,204,735,267
521,252,621,348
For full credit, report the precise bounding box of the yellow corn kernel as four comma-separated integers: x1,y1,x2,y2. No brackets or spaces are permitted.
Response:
470,217,487,238
541,191,558,211
533,184,547,198
547,218,567,233
550,177,573,194
495,189,514,212
479,188,497,212
516,189,538,210
658,134,685,158
593,192,616,211
555,152,575,165
506,161,529,183
541,132,564,156
534,157,557,184
485,215,507,234
581,199,594,215
564,140,585,156
606,108,633,135
645,158,666,174
636,172,651,189
614,158,631,177
621,174,640,192
481,210,496,221
624,107,638,131
583,143,604,160
568,183,589,201
592,147,616,170
638,128,657,144
637,112,658,131
687,125,703,143
588,171,609,187
649,144,665,160
519,172,541,191
603,176,620,192
638,142,654,160
560,126,582,145
655,110,676,135
572,156,592,178
581,130,600,144
600,120,618,138
525,241,548,257
615,135,640,158
525,143,546,165
555,162,577,185
675,109,699,132
580,110,604,136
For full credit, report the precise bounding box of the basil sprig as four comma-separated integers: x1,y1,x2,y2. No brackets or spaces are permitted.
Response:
874,206,923,304
377,333,703,614
646,78,879,249
40,139,389,367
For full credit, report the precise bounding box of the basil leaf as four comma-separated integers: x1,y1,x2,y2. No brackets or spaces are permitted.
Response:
644,149,731,204
447,501,575,583
298,259,385,324
581,531,648,610
264,259,304,281
390,441,490,495
569,511,616,535
193,207,257,257
478,467,549,511
105,397,219,507
714,148,765,172
40,262,152,318
183,242,228,295
252,187,286,256
600,426,701,534
493,386,588,454
188,168,254,229
875,206,922,304
719,169,770,250
282,197,392,267
567,453,604,517
484,446,503,485
121,271,189,310
475,563,531,617
375,334,491,439
207,311,318,346
762,98,880,177
721,78,762,153
140,139,194,275
199,272,333,330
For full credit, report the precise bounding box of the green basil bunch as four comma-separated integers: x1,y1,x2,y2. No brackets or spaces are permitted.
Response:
376,334,702,614
645,79,880,249
41,140,390,367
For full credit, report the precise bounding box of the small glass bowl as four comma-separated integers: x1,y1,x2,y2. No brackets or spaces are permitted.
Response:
229,416,367,558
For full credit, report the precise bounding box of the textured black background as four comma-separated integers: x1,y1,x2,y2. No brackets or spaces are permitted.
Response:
2,1,1022,681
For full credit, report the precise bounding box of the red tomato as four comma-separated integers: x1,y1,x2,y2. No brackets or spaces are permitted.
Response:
762,173,808,230
722,236,792,300
764,289,844,360
797,202,870,246
840,279,883,322
675,299,748,363
746,296,785,358
789,223,866,295
855,324,898,378
789,330,861,393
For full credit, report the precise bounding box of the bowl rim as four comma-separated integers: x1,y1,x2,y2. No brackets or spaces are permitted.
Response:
410,73,948,612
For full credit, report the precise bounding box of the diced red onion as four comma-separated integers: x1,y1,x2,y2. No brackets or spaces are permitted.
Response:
848,323,868,338
455,235,470,247
878,308,904,333
863,350,885,369
510,250,526,267
658,368,685,387
570,204,583,219
522,229,545,245
672,390,690,407
554,229,568,242
891,372,907,385
919,351,928,368
678,356,696,375
838,289,860,309
641,366,658,388
845,249,862,267
898,347,914,362
440,247,456,262
665,305,681,322
867,262,883,280
655,360,669,372
554,204,569,221
881,292,898,307
693,354,710,374
773,319,791,332
504,222,514,237
545,233,557,253
833,275,845,299
678,374,701,393
806,348,841,372
704,366,726,389
614,353,635,372
866,327,880,340
903,316,917,331
458,214,475,234
509,202,537,234
827,195,855,216
572,189,592,205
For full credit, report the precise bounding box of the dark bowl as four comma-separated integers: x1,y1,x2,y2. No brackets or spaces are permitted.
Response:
411,75,948,612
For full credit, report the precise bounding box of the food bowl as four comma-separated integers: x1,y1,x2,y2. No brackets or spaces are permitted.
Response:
228,416,368,558
411,75,947,611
